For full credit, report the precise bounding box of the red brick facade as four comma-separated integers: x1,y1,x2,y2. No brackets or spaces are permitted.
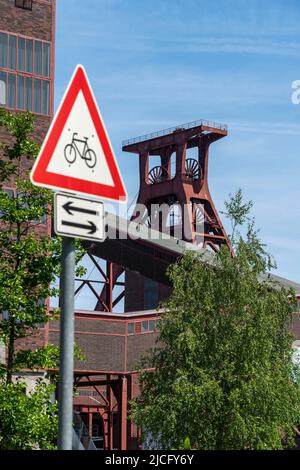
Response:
0,0,54,42
0,1,55,348
48,310,159,374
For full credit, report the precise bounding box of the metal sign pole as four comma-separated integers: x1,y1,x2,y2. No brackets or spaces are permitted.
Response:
58,236,75,450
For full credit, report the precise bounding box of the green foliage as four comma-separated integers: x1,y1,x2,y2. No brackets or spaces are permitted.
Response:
131,191,300,450
0,109,86,378
0,379,58,450
173,437,193,450
0,110,62,384
183,437,191,450
0,109,86,449
13,343,86,372
221,188,253,245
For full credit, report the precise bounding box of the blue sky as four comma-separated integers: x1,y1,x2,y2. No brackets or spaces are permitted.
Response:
54,0,300,305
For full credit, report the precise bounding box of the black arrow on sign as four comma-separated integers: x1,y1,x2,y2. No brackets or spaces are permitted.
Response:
62,220,97,235
62,201,98,217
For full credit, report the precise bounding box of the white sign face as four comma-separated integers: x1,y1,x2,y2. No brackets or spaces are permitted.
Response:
54,193,105,242
47,90,114,186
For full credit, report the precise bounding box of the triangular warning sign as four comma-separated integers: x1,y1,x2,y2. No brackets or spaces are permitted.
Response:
30,65,127,202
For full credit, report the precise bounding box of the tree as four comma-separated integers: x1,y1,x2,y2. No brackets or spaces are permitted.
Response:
220,187,253,245
0,109,61,384
0,109,85,449
0,380,58,450
131,190,300,450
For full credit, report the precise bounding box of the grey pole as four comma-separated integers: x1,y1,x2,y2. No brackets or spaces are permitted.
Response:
58,236,75,450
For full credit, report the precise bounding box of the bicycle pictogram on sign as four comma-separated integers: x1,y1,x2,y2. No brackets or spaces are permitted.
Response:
64,132,97,169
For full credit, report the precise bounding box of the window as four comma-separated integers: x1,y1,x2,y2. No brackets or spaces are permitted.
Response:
43,43,50,77
1,33,50,76
0,32,51,115
25,77,32,111
141,320,156,333
8,35,16,69
38,211,47,225
144,277,159,310
33,197,47,224
3,189,14,198
15,0,33,10
25,39,33,73
0,188,14,217
0,71,6,106
34,79,41,113
34,41,42,76
0,72,49,114
16,191,47,225
18,37,25,72
127,323,134,334
42,80,49,115
8,74,16,108
17,75,25,109
0,32,7,68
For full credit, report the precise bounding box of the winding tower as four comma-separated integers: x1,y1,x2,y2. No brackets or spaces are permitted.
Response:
96,119,232,312
123,119,231,251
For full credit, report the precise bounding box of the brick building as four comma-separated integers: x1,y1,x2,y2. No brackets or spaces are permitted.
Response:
0,0,55,142
0,0,55,357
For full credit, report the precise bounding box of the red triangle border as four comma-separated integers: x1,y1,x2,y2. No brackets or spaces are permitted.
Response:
31,65,127,202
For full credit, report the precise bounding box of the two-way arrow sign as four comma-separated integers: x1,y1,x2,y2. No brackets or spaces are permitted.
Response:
54,193,104,241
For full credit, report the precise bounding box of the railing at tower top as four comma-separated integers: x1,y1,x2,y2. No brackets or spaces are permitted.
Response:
122,119,228,147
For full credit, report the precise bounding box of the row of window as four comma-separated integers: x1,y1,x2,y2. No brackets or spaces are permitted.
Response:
78,390,101,397
15,0,33,10
127,319,157,335
0,188,47,224
0,31,50,78
0,71,50,115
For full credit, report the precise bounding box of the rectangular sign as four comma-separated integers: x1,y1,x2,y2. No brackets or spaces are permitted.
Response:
54,192,104,241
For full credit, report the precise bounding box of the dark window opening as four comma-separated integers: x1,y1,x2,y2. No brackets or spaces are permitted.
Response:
41,80,49,115
25,77,32,111
141,319,156,333
15,0,33,11
0,70,49,115
0,188,15,217
0,32,8,68
25,39,33,73
34,78,41,113
17,37,25,72
8,74,15,108
43,43,50,77
0,189,47,225
0,30,50,115
144,277,159,310
8,35,16,69
17,75,25,109
34,41,42,75
1,33,49,77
